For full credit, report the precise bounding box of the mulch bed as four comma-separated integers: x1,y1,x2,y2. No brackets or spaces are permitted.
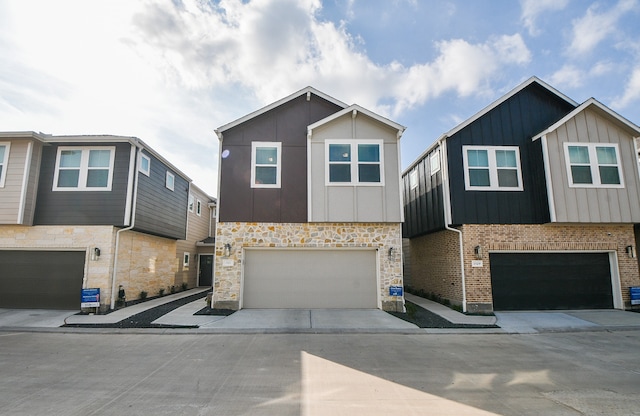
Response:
388,301,498,329
63,291,208,329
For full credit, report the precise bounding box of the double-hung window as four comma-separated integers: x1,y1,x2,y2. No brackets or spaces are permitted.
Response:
326,140,384,185
251,142,281,188
463,145,523,191
0,142,10,188
53,147,115,191
564,143,623,187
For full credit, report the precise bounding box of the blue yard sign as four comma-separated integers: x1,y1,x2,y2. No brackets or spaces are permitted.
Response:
389,286,403,296
81,288,100,308
630,287,640,306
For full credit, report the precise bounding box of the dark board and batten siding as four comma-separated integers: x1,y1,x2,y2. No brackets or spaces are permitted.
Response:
402,147,446,239
134,150,188,240
219,94,344,223
34,142,131,226
447,83,575,225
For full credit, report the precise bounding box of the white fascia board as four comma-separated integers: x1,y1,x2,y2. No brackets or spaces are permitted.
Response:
0,131,49,141
532,98,640,141
216,86,348,133
307,104,406,137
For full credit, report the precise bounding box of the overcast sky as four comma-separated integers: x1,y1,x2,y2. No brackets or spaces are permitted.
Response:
1,0,639,196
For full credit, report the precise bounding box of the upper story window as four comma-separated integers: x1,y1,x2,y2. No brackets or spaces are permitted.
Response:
196,199,202,216
188,194,194,212
564,143,624,188
251,142,281,188
463,145,523,191
139,153,150,176
326,140,384,186
409,170,418,190
430,152,441,175
53,146,115,191
166,171,175,191
0,142,10,188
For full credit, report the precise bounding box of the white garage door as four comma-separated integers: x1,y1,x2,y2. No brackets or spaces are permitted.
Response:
243,249,378,308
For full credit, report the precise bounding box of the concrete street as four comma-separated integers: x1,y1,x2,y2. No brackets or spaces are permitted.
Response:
1,331,639,415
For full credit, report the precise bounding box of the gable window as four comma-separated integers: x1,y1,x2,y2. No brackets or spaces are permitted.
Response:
166,171,175,191
430,152,441,175
409,170,418,190
564,143,623,188
462,145,523,191
53,146,115,191
326,140,384,185
251,142,281,188
188,194,194,212
0,142,9,188
139,153,150,176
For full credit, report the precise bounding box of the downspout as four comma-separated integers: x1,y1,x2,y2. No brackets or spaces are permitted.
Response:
110,142,142,310
440,139,467,313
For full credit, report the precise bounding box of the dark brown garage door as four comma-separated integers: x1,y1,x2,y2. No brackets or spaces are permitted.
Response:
0,251,85,309
490,252,613,311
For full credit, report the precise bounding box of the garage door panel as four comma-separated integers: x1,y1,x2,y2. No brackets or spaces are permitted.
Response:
243,249,377,309
490,252,613,311
0,251,85,309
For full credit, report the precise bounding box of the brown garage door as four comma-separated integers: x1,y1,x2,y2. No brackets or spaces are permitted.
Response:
243,249,378,308
0,250,85,309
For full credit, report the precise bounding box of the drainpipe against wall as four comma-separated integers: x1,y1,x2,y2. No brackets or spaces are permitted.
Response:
440,139,468,313
110,142,142,310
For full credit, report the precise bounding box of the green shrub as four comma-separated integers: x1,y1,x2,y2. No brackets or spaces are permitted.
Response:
139,291,147,300
159,288,165,297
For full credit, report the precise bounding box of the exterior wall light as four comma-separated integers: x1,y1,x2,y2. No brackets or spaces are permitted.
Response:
388,247,394,261
224,243,232,258
626,245,636,258
90,247,101,261
474,245,482,259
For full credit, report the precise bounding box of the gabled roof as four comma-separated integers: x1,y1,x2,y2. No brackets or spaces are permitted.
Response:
307,104,406,139
215,86,348,135
403,76,579,174
532,97,640,141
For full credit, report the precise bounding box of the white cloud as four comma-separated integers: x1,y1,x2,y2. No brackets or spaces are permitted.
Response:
520,0,569,36
568,0,638,56
549,61,616,90
613,67,640,108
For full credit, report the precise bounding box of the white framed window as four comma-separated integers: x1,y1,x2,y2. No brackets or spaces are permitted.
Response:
564,143,624,188
251,142,281,188
183,252,190,268
409,170,418,190
166,171,175,191
188,194,194,212
326,140,384,186
53,146,115,191
0,142,10,188
430,152,441,175
139,153,150,176
463,145,523,191
196,199,202,216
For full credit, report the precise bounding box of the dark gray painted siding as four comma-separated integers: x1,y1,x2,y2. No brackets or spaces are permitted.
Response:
134,150,188,240
219,93,344,223
447,83,575,225
402,148,445,238
34,143,131,226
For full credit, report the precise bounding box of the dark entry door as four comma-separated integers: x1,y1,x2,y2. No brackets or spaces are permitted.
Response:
198,255,213,287
490,252,613,311
0,250,85,309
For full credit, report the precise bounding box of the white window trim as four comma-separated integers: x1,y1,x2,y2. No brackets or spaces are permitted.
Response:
430,152,441,175
251,141,281,188
563,142,624,188
196,199,202,216
325,139,385,186
166,171,175,191
0,142,10,188
188,194,194,212
52,146,116,191
183,252,190,268
409,170,418,190
462,145,524,191
139,153,150,176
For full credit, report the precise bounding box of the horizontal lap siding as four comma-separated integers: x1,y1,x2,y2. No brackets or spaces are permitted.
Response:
0,141,28,224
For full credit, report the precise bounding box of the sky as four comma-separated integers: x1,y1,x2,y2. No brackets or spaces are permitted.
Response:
1,0,639,197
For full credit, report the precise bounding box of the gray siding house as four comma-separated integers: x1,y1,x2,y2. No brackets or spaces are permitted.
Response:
213,87,406,311
0,132,194,311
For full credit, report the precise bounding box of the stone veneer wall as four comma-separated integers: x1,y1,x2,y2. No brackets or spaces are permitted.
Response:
213,222,404,311
409,229,463,306
0,225,178,311
462,224,640,312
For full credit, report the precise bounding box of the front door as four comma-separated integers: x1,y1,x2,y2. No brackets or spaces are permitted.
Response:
198,254,213,287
